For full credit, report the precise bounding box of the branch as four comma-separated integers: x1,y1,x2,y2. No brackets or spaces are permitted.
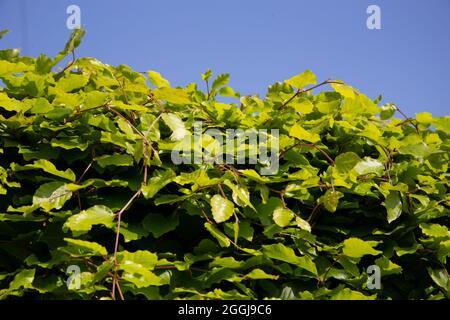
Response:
280,142,335,166
394,105,419,133
76,159,94,184
307,202,321,223
279,79,342,110
111,189,142,300
57,50,76,76
107,106,151,146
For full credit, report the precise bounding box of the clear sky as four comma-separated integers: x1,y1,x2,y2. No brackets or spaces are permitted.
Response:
1,0,449,116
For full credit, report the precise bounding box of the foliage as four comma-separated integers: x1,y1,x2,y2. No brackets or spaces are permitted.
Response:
0,30,449,300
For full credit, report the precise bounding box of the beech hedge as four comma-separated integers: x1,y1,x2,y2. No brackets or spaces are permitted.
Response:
0,29,449,300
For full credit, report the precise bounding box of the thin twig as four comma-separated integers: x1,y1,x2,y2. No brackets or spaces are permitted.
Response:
111,189,142,300
143,163,148,186
394,105,419,133
307,203,321,223
200,207,212,223
205,79,211,100
76,160,94,184
143,113,163,139
107,106,151,146
280,142,335,166
217,184,227,198
279,79,342,110
111,72,129,104
115,281,125,300
76,192,82,210
57,50,76,76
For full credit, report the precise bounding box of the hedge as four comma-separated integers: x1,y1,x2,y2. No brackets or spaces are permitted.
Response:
0,29,449,300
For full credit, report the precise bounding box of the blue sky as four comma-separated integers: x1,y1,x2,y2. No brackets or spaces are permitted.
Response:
1,0,449,116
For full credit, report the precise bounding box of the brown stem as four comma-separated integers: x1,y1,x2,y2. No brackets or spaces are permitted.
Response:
206,79,211,100
76,160,94,184
107,106,151,147
76,192,82,210
279,79,342,110
143,164,148,186
111,72,129,104
394,105,419,133
307,203,321,223
58,50,76,75
280,142,335,166
111,189,142,300
217,184,227,198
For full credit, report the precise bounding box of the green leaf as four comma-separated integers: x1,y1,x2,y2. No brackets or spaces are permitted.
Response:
295,216,311,232
56,74,90,92
272,207,294,227
262,243,317,275
320,190,344,213
209,257,244,269
353,157,384,175
0,92,31,112
118,250,163,288
289,123,320,143
420,224,450,238
51,136,89,151
335,152,360,174
141,169,176,199
211,73,230,92
119,250,158,270
0,60,33,76
153,87,191,105
384,191,402,223
416,112,433,124
342,238,381,258
64,238,108,256
375,257,402,276
201,69,213,82
54,28,85,65
95,154,133,168
142,213,179,238
331,82,356,99
224,180,255,210
291,99,314,114
433,116,450,133
211,194,235,223
244,269,279,280
427,268,449,290
224,221,254,242
0,213,45,222
12,159,76,182
83,91,110,109
64,205,114,232
331,288,376,300
33,181,72,211
380,103,396,120
30,97,53,114
0,29,10,39
398,142,436,160
285,70,317,89
204,222,231,247
161,113,189,141
218,86,239,98
9,269,35,290
148,70,170,88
